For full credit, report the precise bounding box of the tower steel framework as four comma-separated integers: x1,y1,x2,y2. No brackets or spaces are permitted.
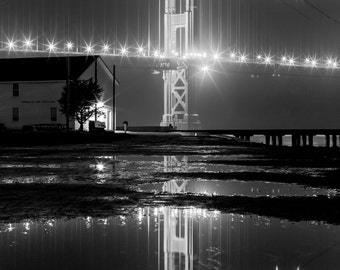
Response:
161,0,201,130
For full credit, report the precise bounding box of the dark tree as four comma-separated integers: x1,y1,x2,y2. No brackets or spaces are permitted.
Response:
59,78,103,131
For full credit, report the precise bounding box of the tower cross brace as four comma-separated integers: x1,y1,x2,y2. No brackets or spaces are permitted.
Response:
161,0,201,130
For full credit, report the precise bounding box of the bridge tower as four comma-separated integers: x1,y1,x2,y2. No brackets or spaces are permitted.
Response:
160,0,201,130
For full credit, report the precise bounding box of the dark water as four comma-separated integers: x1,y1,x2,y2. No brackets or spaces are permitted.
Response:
0,150,340,269
1,208,340,270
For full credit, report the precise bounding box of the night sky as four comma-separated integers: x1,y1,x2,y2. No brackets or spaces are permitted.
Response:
1,0,340,129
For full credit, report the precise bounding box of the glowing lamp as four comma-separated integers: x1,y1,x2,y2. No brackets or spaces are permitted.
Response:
102,44,110,53
23,38,33,50
138,47,144,53
288,58,295,65
47,42,57,52
85,44,94,54
201,65,209,72
240,54,247,62
264,56,272,64
121,47,128,55
66,42,74,50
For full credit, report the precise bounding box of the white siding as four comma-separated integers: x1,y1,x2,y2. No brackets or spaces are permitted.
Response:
0,81,69,129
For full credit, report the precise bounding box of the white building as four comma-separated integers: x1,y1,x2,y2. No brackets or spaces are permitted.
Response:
0,53,117,131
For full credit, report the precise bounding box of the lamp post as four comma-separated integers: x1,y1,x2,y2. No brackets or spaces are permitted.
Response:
112,65,116,132
94,57,98,122
66,57,70,132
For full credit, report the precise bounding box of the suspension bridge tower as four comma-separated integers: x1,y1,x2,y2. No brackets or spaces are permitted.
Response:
160,0,201,130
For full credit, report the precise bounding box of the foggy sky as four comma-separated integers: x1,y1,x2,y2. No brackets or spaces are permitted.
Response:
1,0,340,129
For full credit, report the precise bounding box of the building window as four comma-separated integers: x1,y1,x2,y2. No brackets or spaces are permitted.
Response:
13,83,19,97
12,107,19,122
50,107,57,122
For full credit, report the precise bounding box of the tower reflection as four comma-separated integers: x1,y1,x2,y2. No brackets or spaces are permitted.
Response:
162,155,193,270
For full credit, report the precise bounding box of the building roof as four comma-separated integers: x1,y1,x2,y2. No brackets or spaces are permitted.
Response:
0,52,97,82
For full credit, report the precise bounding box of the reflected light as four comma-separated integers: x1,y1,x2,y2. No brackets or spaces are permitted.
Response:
96,163,105,172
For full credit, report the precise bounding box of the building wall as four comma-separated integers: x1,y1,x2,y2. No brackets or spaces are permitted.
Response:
0,81,69,129
0,58,115,131
79,59,114,131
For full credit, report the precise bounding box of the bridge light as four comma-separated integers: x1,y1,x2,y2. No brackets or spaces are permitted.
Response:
138,46,144,54
264,55,272,65
84,42,94,54
304,57,310,64
23,37,33,50
311,59,317,67
239,54,247,63
201,65,209,72
46,41,57,52
120,47,128,56
5,38,17,50
213,53,219,60
102,43,110,53
85,45,94,54
332,61,338,68
288,58,295,66
257,55,262,60
66,42,74,50
229,52,236,59
281,56,287,63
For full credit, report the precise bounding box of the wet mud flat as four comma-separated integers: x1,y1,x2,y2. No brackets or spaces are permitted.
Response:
0,133,340,225
0,184,340,225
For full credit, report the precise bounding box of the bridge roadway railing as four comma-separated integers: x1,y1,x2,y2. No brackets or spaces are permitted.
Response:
174,129,340,147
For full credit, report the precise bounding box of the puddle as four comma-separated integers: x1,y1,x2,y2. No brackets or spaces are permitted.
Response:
139,179,337,197
1,207,340,270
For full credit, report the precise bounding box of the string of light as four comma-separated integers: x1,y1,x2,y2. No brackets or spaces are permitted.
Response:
1,36,339,71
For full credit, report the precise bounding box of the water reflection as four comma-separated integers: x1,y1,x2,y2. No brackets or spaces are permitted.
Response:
0,154,337,197
1,207,340,270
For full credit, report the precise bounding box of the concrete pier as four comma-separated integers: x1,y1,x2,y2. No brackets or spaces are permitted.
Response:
332,135,338,148
200,129,340,148
325,135,330,148
308,135,313,147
